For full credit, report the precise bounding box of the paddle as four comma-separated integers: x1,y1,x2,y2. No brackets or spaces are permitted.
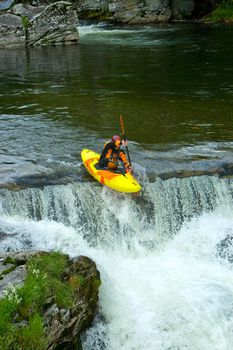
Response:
120,115,132,167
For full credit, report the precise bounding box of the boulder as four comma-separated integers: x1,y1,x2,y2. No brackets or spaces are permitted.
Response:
0,0,14,11
0,13,25,47
75,0,197,23
0,250,101,349
0,1,79,47
27,1,79,46
216,235,233,263
108,0,171,24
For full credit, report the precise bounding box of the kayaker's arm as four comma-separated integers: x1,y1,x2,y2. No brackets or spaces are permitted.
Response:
119,150,132,172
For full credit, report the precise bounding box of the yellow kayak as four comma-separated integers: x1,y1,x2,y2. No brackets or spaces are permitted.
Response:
81,149,142,193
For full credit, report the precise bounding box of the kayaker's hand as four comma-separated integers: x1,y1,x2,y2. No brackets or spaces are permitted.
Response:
122,140,128,147
126,165,132,173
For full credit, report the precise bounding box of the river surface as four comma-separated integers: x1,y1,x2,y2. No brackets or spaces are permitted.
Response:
1,23,233,349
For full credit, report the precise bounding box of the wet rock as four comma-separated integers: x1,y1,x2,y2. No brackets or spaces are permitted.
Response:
216,234,233,263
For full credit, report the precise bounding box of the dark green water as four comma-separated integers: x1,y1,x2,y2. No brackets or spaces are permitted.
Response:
0,23,233,183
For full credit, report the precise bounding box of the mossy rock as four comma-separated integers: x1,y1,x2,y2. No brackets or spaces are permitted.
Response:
0,250,101,350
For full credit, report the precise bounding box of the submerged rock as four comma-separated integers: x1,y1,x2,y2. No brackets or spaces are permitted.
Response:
0,250,101,349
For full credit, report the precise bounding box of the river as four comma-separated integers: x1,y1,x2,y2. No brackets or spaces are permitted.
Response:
1,23,233,349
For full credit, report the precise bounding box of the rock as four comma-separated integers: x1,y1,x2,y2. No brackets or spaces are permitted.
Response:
76,0,110,20
0,0,14,11
192,0,218,18
12,3,45,19
28,1,79,46
0,250,46,265
216,234,233,263
0,1,79,47
0,13,25,47
76,0,172,23
75,0,198,23
109,0,171,24
0,265,27,298
0,250,101,349
171,0,194,19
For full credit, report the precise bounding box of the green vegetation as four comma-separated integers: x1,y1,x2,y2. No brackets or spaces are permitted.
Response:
0,252,81,350
21,16,31,30
205,0,233,22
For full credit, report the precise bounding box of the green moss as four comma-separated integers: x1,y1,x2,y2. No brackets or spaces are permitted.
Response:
3,257,16,265
21,16,31,29
69,274,85,289
0,265,16,278
94,276,101,290
205,0,233,22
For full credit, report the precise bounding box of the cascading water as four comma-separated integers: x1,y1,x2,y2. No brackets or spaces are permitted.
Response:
1,175,233,349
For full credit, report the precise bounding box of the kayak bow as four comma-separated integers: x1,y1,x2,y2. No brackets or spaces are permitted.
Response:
81,149,141,193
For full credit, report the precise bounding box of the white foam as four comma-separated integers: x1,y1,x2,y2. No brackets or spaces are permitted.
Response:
1,177,233,349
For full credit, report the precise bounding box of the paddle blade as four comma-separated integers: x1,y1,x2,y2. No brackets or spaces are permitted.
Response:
120,115,125,136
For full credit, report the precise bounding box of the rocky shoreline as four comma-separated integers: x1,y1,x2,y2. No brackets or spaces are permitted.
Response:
0,0,227,48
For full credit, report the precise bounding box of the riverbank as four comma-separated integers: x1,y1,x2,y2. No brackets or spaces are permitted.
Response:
205,0,233,23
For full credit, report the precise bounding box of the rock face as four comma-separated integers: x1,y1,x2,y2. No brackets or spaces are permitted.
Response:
171,0,194,19
74,0,200,23
0,250,101,350
0,13,25,46
0,1,79,47
109,0,172,24
0,0,219,42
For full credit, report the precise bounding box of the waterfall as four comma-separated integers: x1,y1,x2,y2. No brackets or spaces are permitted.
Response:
1,175,233,349
1,175,233,249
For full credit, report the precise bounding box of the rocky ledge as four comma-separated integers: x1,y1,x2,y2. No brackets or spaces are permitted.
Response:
0,1,79,47
0,250,101,350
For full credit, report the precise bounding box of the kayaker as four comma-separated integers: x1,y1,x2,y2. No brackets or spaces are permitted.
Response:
98,135,132,172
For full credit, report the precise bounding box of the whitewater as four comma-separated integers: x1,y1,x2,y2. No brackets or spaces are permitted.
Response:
1,175,233,350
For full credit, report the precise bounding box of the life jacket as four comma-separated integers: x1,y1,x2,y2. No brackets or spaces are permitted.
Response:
100,140,129,168
105,141,120,163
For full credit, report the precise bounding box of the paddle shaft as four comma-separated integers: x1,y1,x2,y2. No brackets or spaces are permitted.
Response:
120,115,132,166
